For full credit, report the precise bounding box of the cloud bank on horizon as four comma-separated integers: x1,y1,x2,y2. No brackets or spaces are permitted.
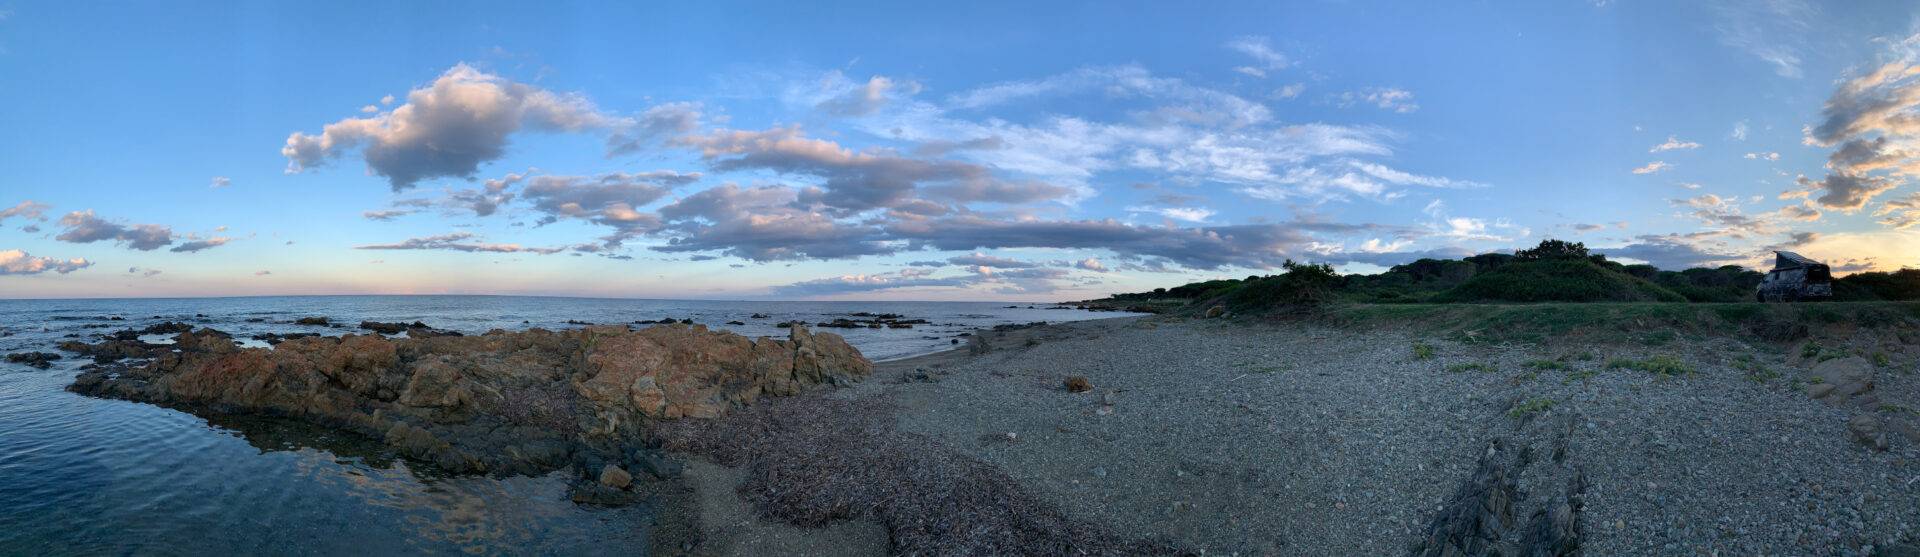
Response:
5,1,1920,299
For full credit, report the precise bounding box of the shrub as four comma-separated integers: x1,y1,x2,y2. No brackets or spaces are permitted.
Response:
1412,342,1436,360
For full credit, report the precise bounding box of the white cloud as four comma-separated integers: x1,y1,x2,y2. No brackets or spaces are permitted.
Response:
209,176,231,189
1731,120,1750,141
1743,152,1781,161
0,249,92,275
1225,36,1290,74
1337,88,1418,113
1649,135,1701,152
1632,161,1672,174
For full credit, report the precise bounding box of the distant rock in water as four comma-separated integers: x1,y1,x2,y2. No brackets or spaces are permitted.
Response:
6,352,61,369
65,323,872,477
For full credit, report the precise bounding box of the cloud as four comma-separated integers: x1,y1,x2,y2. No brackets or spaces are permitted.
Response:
0,249,92,275
1595,237,1744,270
1337,88,1418,113
770,270,977,297
363,209,416,221
127,267,163,278
169,237,232,253
54,210,175,251
1731,120,1749,141
1074,258,1107,272
254,270,272,276
209,176,231,189
884,216,1393,271
1712,0,1814,78
947,252,1037,268
1276,83,1306,99
521,171,695,229
652,183,890,260
1631,161,1671,174
1125,205,1216,223
1649,135,1702,152
1875,192,1920,228
1226,36,1290,76
607,101,703,155
355,232,565,254
1744,152,1781,161
816,75,921,116
0,200,50,224
682,126,1068,213
283,64,618,190
1794,172,1896,211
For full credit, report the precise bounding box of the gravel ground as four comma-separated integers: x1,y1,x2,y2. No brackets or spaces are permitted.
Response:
877,316,1920,555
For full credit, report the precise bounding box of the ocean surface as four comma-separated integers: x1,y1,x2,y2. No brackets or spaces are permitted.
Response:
0,295,1131,555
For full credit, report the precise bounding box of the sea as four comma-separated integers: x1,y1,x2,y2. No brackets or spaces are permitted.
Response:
0,295,1134,555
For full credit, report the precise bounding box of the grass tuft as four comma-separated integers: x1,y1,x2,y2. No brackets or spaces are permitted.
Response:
1509,397,1555,418
1605,355,1693,376
1412,342,1436,360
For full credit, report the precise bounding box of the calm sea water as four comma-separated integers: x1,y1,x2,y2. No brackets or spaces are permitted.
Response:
0,295,1128,555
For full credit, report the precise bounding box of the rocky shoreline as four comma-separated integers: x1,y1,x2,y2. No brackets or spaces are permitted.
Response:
47,311,1920,555
60,321,872,508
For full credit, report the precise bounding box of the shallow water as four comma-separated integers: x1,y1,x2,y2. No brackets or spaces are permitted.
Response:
0,295,1128,554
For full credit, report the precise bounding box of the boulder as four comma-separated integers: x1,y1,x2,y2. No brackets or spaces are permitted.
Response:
295,317,329,326
1806,356,1874,402
1204,305,1226,318
599,464,633,489
1849,415,1889,451
1064,376,1093,393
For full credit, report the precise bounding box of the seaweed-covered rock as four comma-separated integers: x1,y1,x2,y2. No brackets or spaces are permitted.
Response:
6,351,61,369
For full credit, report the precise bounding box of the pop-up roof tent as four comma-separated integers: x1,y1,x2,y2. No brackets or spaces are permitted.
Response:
1772,251,1823,271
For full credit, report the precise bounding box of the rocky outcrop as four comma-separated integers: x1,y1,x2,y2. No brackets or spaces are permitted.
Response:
6,351,61,369
66,323,871,477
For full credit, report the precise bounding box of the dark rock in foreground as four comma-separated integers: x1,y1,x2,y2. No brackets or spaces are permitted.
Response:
66,323,872,479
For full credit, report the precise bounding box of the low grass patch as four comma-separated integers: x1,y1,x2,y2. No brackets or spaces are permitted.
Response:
1509,397,1556,418
1333,301,1920,346
1731,354,1779,383
1412,342,1436,360
1604,355,1693,376
1446,362,1496,373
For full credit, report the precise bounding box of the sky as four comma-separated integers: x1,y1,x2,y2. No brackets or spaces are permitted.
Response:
5,1,1920,301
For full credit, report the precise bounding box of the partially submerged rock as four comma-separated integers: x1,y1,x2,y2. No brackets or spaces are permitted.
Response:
6,351,61,369
66,323,872,479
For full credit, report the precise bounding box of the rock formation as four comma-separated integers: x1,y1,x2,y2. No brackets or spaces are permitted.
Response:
67,323,871,477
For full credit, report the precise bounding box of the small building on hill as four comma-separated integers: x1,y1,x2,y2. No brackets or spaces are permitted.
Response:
1756,251,1832,302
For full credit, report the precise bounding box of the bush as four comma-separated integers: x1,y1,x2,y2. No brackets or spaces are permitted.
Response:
1218,260,1341,313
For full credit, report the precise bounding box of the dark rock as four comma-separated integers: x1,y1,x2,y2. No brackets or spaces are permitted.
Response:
6,352,61,369
1410,441,1516,556
294,317,329,326
749,313,771,319
359,321,428,335
725,321,746,326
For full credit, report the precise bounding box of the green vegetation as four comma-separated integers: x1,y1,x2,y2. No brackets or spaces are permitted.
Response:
1082,239,1920,315
1412,342,1436,360
1731,354,1779,383
1605,355,1693,376
1446,362,1496,373
1509,397,1556,418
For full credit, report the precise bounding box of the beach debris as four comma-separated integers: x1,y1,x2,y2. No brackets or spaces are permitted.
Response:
1064,376,1093,393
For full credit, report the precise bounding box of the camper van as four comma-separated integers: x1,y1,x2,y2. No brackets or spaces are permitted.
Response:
1756,251,1832,302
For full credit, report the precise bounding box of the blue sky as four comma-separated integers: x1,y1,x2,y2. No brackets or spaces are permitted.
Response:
4,1,1920,300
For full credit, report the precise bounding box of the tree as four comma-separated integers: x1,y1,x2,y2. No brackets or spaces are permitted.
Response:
1515,239,1590,261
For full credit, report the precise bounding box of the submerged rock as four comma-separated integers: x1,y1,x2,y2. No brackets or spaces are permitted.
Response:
6,351,61,369
66,323,872,478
